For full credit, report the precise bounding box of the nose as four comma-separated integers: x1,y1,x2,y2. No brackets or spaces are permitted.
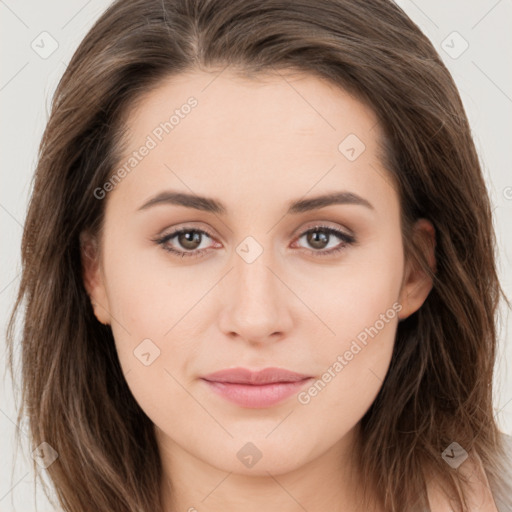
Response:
217,247,294,345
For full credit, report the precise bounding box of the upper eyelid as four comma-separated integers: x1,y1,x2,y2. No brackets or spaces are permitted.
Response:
294,223,353,238
161,218,352,235
158,223,353,246
160,222,350,236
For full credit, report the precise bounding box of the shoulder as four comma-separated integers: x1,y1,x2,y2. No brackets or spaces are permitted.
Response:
426,442,504,512
494,432,512,512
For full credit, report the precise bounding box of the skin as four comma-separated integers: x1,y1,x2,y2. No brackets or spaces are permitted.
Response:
82,68,443,511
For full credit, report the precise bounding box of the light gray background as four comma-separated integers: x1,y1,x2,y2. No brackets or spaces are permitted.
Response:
1,1,511,511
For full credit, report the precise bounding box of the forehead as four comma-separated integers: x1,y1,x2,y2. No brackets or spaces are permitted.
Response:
124,68,381,148
109,68,395,216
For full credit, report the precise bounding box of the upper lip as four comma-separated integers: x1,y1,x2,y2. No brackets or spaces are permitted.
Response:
201,367,312,385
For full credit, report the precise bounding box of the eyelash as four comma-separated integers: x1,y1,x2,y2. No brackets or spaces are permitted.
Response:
153,225,356,259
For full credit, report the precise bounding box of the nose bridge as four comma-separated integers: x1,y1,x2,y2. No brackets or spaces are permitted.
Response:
218,236,293,342
234,241,281,316
236,248,275,303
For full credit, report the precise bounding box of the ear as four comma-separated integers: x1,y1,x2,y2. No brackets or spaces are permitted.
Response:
397,218,436,321
80,231,111,326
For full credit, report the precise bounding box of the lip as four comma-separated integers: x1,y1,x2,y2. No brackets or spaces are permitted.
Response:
200,367,313,408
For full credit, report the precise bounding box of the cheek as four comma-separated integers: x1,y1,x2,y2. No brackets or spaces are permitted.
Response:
295,305,398,449
100,235,211,415
302,230,403,356
296,235,403,426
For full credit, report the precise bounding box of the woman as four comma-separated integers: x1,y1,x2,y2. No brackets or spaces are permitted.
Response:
6,0,512,510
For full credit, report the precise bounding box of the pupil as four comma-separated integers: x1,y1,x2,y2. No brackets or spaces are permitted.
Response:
179,231,201,249
308,230,328,249
176,230,331,251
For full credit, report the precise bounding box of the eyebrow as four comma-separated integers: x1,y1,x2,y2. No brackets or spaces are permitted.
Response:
137,190,374,215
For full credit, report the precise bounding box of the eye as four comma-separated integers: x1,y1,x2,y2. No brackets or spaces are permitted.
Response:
292,225,356,257
153,224,356,259
153,228,219,258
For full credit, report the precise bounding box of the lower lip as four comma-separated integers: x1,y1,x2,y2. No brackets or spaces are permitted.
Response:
202,378,313,408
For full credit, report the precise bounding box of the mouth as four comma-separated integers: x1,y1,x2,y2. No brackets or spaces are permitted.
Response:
200,367,314,408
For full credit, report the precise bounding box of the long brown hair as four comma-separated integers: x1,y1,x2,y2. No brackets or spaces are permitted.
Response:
6,0,511,510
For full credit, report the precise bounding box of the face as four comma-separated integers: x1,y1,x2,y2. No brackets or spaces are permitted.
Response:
82,69,434,479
